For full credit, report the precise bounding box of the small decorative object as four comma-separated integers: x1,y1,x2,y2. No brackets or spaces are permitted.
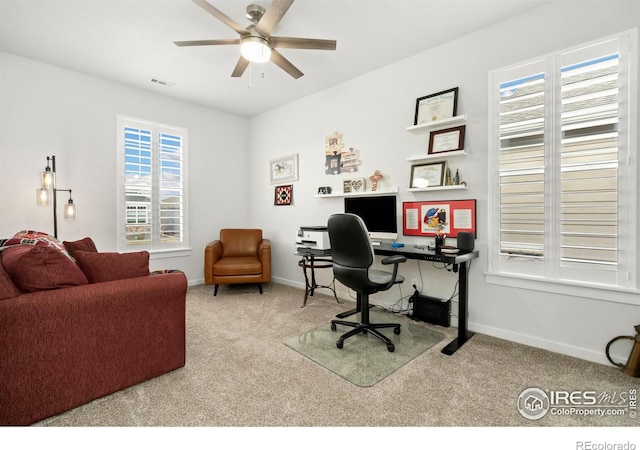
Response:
343,178,365,193
325,152,342,175
414,87,459,125
453,169,460,185
445,168,453,185
317,186,332,195
428,125,466,154
270,154,299,184
274,185,293,205
409,161,446,188
369,170,383,191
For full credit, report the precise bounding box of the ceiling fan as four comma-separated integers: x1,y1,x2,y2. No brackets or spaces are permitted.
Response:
174,0,337,79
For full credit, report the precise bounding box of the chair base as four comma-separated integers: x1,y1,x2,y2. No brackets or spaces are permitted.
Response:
214,283,263,296
330,318,401,352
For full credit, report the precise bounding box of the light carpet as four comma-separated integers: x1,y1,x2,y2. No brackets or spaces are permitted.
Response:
284,311,444,387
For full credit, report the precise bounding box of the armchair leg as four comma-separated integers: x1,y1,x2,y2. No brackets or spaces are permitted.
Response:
258,283,263,294
214,284,219,296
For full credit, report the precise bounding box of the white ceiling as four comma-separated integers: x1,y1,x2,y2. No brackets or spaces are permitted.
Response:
0,0,546,118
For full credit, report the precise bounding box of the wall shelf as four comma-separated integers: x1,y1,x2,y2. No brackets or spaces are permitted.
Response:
315,186,399,198
407,149,468,164
407,185,468,193
405,115,467,134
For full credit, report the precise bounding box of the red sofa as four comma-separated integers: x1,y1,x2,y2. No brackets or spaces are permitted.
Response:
0,234,187,426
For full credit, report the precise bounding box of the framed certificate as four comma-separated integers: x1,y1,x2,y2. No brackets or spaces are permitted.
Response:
428,125,466,154
409,161,446,188
414,87,459,125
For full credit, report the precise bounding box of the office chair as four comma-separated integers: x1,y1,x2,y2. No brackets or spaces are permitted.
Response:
327,213,406,352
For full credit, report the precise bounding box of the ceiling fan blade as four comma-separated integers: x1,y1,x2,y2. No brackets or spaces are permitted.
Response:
270,49,303,79
174,39,240,47
255,0,294,37
192,0,249,36
231,57,250,78
270,36,337,51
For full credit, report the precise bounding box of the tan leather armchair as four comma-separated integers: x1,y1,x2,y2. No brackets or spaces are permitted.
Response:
204,229,271,296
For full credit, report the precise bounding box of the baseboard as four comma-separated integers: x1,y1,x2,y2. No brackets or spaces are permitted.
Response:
469,321,611,366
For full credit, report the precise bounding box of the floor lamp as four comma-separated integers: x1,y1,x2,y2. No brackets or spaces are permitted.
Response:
37,155,77,239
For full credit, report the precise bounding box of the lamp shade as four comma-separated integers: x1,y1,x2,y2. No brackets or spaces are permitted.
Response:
240,36,271,63
37,187,50,206
64,198,77,220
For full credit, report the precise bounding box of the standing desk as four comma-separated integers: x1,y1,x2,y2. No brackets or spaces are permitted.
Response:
328,243,479,356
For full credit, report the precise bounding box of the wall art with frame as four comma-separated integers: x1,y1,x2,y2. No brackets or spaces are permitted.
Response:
409,161,447,188
270,154,299,184
403,199,476,237
428,125,466,155
274,185,293,206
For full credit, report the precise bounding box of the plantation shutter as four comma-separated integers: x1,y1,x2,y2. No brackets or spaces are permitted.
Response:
498,71,546,260
158,130,184,244
124,126,153,245
560,52,620,270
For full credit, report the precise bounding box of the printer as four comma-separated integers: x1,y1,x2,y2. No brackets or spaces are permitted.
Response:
296,226,331,252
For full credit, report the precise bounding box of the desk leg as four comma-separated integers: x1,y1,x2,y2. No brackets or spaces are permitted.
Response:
441,261,475,355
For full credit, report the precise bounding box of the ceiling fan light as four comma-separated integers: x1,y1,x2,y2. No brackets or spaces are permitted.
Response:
241,36,271,63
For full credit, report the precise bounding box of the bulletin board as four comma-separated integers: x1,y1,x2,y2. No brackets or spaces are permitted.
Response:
403,199,476,238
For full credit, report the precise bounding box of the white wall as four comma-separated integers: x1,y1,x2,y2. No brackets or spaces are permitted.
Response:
0,51,249,282
247,1,640,365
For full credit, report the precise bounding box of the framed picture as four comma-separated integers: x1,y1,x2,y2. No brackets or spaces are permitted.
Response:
343,178,366,193
270,154,299,184
409,161,447,189
414,87,459,125
274,185,293,205
428,125,466,154
403,199,476,237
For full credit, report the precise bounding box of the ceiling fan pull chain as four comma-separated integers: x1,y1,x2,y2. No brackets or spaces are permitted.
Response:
248,62,253,89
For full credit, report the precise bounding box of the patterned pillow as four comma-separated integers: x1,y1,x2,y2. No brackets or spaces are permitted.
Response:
1,230,72,259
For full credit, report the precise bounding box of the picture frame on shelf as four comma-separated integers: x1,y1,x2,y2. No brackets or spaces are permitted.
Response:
428,125,466,154
270,154,299,184
414,87,459,125
409,161,446,189
274,185,293,205
343,178,366,193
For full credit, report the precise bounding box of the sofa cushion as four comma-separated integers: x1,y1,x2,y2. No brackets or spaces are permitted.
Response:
0,262,22,300
74,250,150,283
0,245,89,292
63,237,98,257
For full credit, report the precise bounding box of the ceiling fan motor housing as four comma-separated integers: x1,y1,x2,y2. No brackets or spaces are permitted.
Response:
246,4,266,23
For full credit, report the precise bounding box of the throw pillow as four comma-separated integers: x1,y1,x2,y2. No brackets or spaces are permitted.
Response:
2,230,73,260
74,250,150,283
63,237,98,257
0,245,89,293
0,262,22,300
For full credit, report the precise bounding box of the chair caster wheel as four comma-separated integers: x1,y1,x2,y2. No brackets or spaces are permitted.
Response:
330,323,337,332
387,343,395,352
393,327,401,335
336,340,344,349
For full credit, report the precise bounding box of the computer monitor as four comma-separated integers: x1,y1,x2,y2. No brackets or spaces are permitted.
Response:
344,195,398,242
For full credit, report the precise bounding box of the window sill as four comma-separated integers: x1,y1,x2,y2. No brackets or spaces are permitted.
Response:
149,248,192,260
485,271,640,306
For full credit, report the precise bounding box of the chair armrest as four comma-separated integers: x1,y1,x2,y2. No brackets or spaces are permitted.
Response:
381,255,407,265
259,239,271,281
204,240,223,284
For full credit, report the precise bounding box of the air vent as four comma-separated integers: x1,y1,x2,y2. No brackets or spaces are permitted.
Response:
150,78,176,87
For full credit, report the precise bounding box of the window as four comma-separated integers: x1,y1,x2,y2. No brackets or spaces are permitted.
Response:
488,31,637,294
117,116,188,255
